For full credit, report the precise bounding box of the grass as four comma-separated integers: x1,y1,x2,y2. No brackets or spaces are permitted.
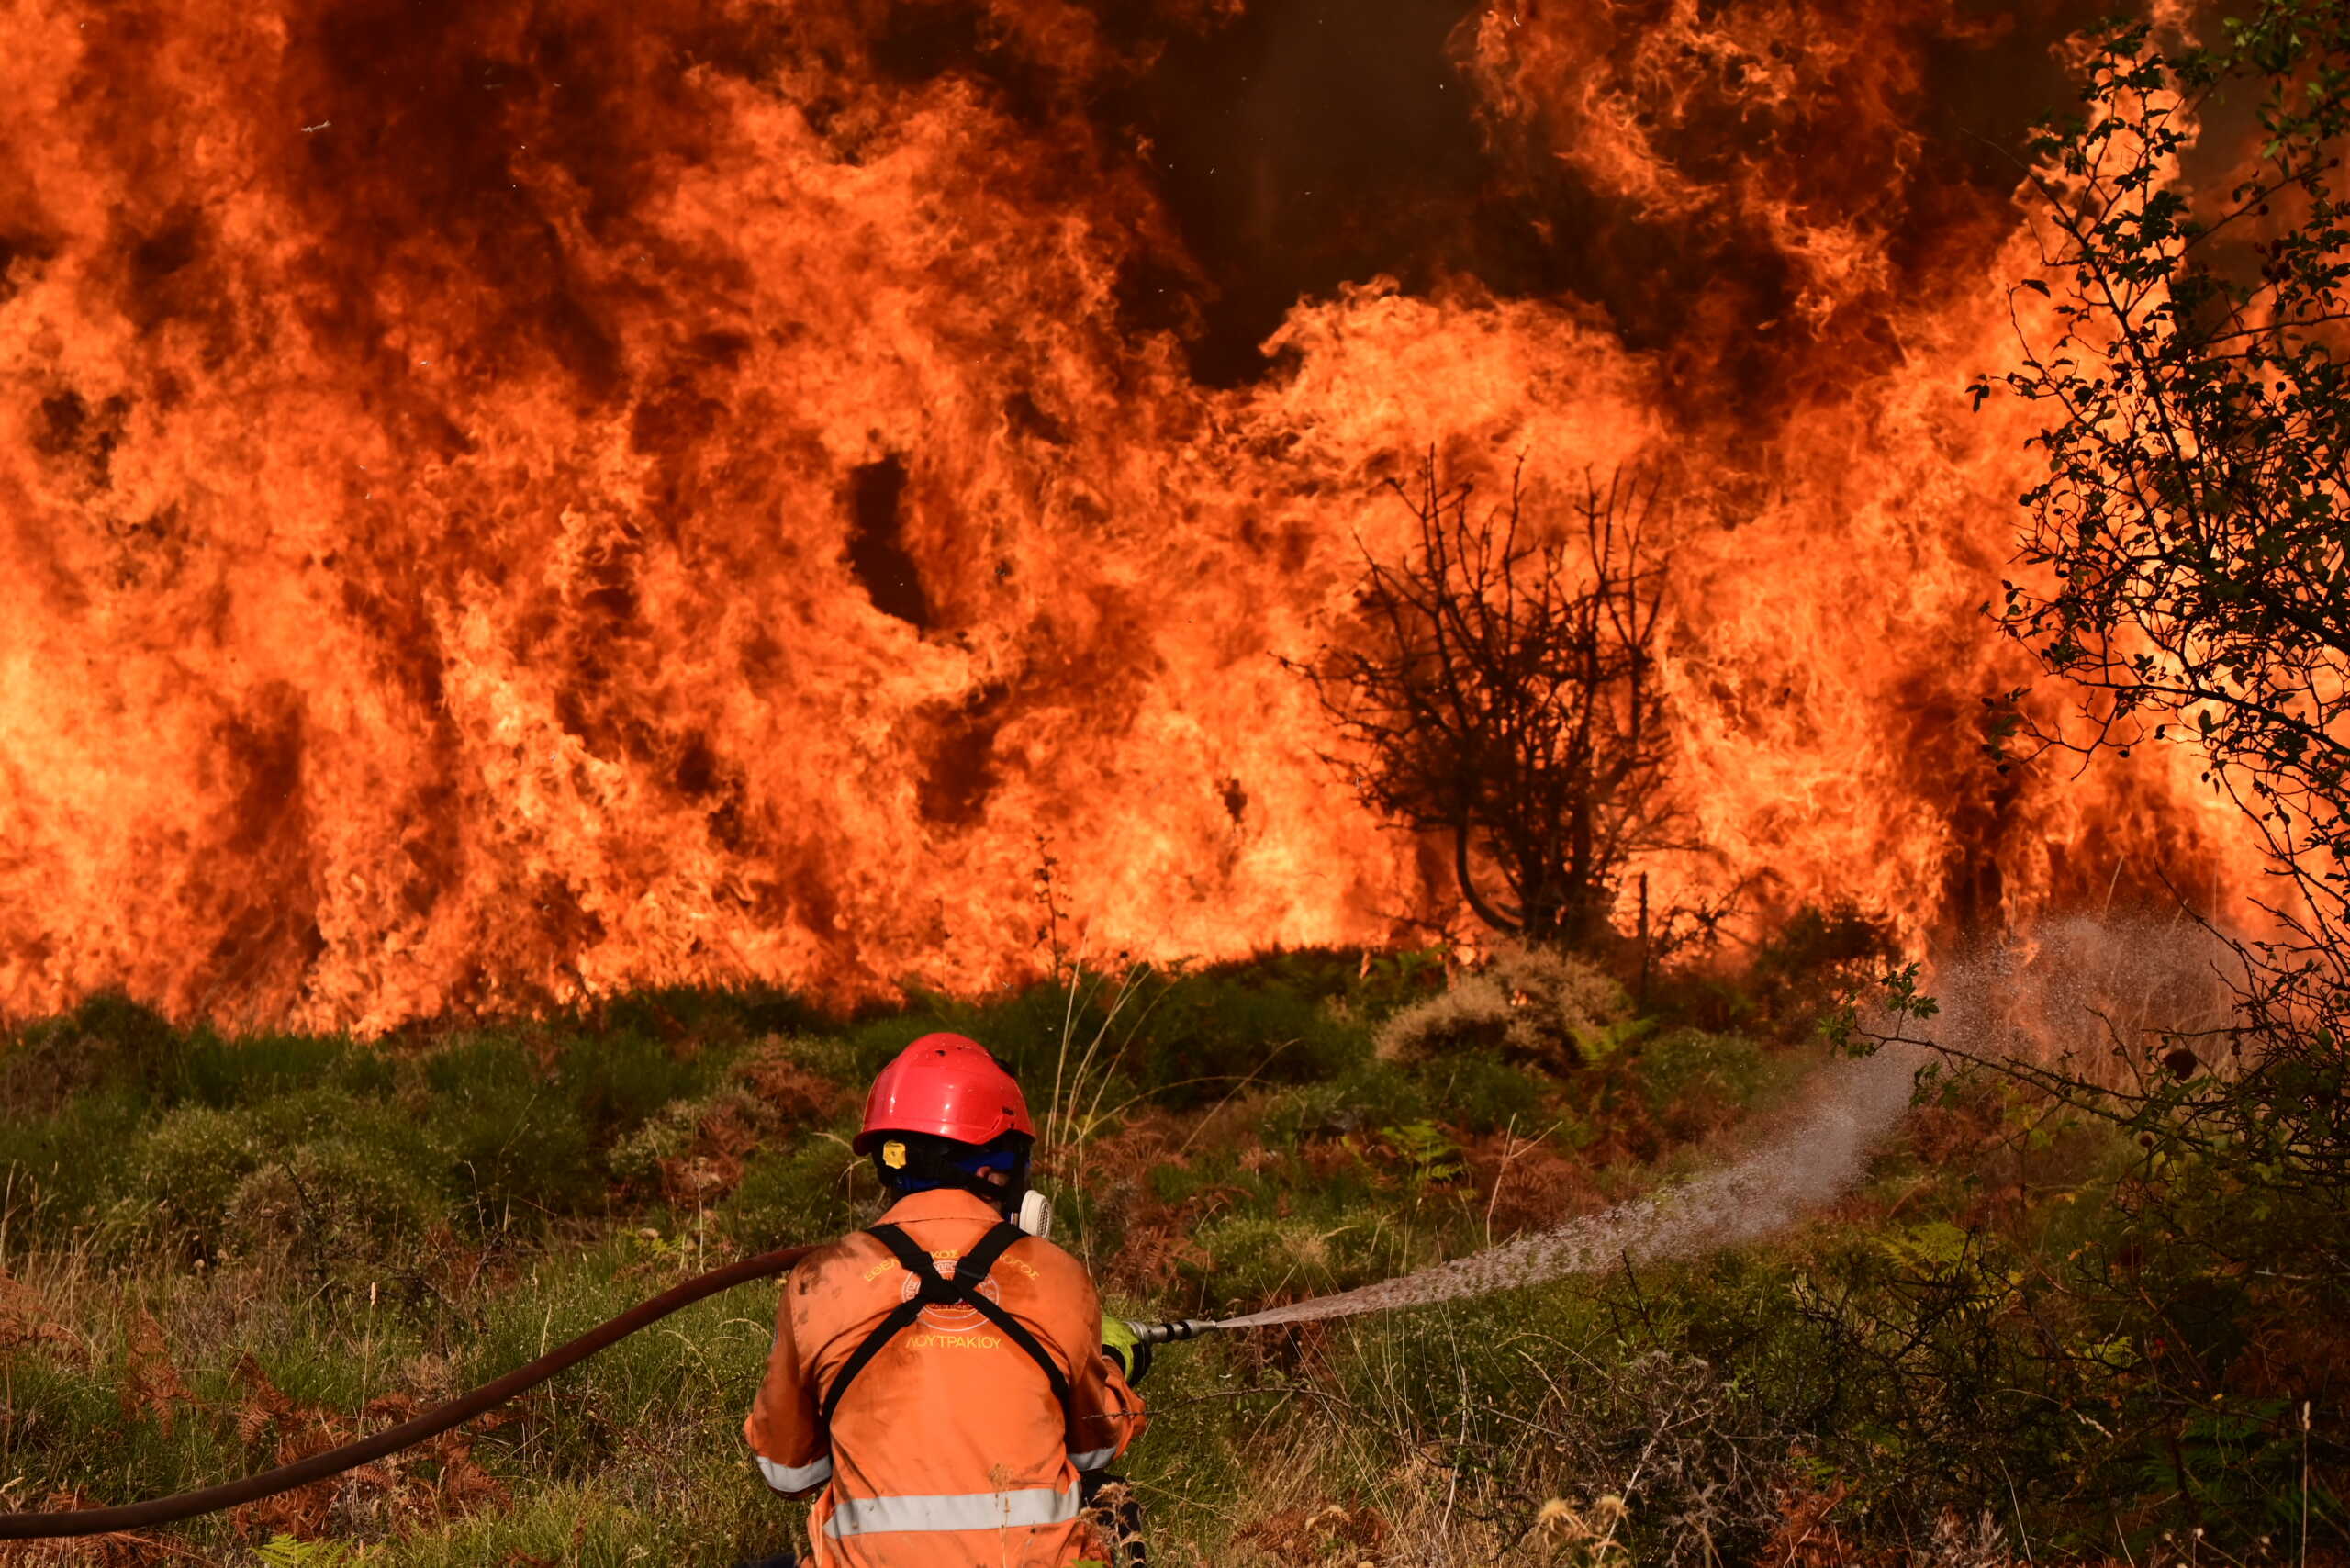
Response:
0,943,2343,1566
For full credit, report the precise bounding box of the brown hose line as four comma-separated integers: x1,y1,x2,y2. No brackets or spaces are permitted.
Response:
0,1243,815,1540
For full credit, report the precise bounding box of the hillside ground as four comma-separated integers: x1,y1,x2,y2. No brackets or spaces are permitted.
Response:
0,929,2342,1565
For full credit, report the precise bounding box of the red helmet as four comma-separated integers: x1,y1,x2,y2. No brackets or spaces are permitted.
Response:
855,1033,1035,1153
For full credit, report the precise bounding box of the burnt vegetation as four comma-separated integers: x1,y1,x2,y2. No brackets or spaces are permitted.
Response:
1290,454,1684,953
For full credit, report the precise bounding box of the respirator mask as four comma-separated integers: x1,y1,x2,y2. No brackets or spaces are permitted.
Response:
1015,1188,1053,1238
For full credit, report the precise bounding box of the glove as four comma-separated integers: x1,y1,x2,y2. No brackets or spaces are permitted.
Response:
1100,1314,1153,1385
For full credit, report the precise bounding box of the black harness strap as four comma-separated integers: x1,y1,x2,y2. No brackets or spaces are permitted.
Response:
818,1220,1074,1441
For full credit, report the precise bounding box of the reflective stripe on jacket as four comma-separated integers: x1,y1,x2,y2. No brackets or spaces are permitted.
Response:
743,1186,1147,1567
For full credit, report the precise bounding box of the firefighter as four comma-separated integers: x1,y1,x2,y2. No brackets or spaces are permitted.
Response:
743,1033,1149,1567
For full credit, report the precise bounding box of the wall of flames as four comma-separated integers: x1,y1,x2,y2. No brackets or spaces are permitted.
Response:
0,0,2258,1031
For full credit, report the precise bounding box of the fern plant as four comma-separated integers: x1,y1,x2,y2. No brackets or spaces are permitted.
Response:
252,1535,359,1567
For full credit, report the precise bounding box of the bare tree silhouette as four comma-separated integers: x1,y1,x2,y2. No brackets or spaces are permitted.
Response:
1291,453,1682,949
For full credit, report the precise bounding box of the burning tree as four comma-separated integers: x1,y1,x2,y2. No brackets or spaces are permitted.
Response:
1292,455,1678,951
1975,6,2350,1203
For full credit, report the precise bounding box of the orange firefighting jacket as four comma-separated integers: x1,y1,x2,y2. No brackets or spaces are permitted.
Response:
744,1186,1147,1567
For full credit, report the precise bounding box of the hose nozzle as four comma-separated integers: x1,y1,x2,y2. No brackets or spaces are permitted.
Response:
1125,1318,1214,1346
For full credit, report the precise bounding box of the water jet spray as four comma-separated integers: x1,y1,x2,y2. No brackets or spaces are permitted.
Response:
0,1048,1910,1540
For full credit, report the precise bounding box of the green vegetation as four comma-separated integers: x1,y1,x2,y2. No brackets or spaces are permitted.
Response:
0,940,2339,1565
1982,0,2350,1253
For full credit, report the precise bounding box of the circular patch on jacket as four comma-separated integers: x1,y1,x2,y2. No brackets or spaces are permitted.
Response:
903,1257,1002,1333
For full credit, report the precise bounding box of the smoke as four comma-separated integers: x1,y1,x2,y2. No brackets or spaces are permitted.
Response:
1216,916,2226,1329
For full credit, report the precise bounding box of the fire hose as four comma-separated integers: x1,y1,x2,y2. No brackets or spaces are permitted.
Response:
0,1245,811,1540
0,1246,1223,1542
0,1036,1913,1542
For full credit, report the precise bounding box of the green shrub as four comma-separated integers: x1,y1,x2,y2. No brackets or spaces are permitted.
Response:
1745,902,1897,1025
134,1104,271,1251
170,1032,359,1109
1336,945,1452,1022
420,1033,539,1099
899,964,1381,1116
124,1093,448,1265
829,1004,991,1085
1628,1030,1774,1117
1255,1061,1418,1148
557,1027,705,1140
716,1135,869,1251
607,1096,707,1192
1187,1214,1343,1308
762,1028,878,1090
224,1139,443,1274
244,1085,425,1153
62,992,187,1091
0,993,187,1118
424,1036,598,1226
0,1090,145,1238
1128,971,1368,1106
1408,1048,1546,1134
588,982,834,1047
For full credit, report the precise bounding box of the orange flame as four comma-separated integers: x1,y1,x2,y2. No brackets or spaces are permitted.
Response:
0,0,2260,1031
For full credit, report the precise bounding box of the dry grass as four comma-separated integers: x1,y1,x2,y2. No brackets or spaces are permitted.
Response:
1374,943,1630,1071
